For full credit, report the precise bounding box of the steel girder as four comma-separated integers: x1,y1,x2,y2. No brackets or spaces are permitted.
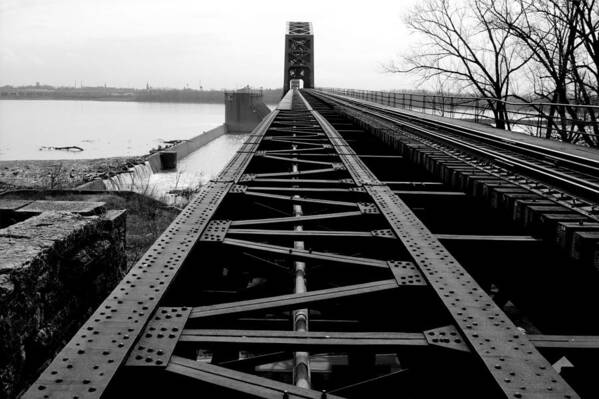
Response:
22,89,593,399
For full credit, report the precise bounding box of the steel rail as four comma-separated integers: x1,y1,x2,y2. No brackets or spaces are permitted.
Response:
316,89,599,159
309,90,599,203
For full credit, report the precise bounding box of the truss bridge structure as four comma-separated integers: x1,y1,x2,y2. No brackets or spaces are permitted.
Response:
21,22,599,399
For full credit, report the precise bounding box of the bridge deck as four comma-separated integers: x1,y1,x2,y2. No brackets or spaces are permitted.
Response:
21,89,599,399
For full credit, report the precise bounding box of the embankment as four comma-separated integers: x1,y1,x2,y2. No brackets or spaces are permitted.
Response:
0,157,144,192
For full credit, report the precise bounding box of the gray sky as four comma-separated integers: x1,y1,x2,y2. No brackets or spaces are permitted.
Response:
0,0,418,90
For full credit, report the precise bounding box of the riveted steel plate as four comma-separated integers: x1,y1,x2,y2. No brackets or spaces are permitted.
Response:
365,185,578,398
371,229,395,238
239,174,255,182
230,184,248,194
387,260,426,286
126,307,191,367
338,155,382,186
200,220,231,242
22,181,233,399
213,152,254,182
424,325,469,352
357,202,380,215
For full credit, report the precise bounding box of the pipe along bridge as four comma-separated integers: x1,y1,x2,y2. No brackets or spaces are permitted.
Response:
23,22,599,399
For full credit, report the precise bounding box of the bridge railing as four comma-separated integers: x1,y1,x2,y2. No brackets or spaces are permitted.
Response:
316,87,599,147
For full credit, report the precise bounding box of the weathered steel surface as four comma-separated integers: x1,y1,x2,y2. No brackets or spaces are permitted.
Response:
22,87,595,399
165,356,344,399
126,307,191,367
189,280,400,319
308,93,580,398
18,19,599,398
22,181,233,398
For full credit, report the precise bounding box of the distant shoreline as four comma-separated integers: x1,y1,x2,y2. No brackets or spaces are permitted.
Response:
0,97,224,104
0,87,283,104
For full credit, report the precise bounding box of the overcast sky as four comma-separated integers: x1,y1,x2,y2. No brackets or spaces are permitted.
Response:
0,0,419,90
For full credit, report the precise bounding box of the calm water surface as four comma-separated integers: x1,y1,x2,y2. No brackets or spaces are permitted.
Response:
0,100,225,160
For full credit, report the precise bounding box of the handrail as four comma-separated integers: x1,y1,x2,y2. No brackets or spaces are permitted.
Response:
316,87,599,147
317,87,599,110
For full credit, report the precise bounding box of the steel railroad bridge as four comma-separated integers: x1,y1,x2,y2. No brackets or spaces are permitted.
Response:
23,22,599,399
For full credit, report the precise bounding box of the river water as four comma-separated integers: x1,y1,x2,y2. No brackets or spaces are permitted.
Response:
0,100,226,160
0,99,255,203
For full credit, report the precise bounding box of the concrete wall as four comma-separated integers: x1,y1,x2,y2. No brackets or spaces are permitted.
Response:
0,208,126,398
78,124,229,189
225,92,270,132
146,124,228,172
253,101,271,119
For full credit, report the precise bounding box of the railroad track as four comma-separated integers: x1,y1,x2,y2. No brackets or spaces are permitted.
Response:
22,89,599,399
306,89,599,219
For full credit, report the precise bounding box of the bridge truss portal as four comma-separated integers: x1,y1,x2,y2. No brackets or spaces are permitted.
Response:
283,22,314,93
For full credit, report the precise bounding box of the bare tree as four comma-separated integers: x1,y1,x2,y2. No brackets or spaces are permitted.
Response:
579,1,599,87
387,0,530,129
571,0,599,146
487,0,599,145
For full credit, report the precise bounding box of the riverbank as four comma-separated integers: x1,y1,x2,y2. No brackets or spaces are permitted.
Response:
0,157,145,192
0,87,283,104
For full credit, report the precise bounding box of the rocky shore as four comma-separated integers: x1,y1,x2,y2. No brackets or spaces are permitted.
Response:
0,157,146,192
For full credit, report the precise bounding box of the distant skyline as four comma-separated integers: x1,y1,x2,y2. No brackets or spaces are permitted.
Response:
0,0,418,90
